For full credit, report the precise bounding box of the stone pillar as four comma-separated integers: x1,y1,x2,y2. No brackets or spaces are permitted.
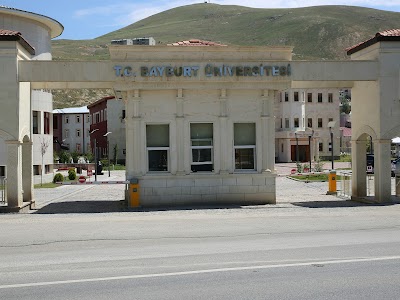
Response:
261,90,275,173
5,141,23,208
373,139,392,202
132,90,143,176
219,89,229,174
176,89,185,175
351,139,367,198
125,90,142,178
21,140,33,203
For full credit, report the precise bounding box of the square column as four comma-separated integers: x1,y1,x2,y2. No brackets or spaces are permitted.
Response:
22,140,33,204
5,141,23,208
175,89,186,175
351,140,367,198
219,89,230,174
373,139,392,202
261,90,276,173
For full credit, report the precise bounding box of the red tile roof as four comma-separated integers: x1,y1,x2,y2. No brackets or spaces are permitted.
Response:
168,39,227,46
340,127,352,137
346,29,400,55
0,29,35,54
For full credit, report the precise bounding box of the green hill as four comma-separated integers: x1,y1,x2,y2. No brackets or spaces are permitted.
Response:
53,4,400,61
50,4,400,107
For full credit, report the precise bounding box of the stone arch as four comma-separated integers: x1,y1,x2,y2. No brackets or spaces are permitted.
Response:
353,125,378,142
382,124,400,140
0,129,15,141
22,135,30,143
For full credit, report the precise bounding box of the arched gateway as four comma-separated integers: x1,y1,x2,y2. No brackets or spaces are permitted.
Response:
1,7,399,210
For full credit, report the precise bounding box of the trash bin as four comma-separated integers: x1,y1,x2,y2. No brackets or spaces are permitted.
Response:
129,178,140,208
327,170,337,195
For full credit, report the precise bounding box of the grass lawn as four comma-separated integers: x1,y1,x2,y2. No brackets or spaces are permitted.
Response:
288,174,344,181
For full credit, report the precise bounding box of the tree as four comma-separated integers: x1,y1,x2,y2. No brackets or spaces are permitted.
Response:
40,138,50,186
113,144,118,165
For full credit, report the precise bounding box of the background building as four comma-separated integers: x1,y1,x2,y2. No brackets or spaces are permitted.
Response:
88,96,126,163
52,106,90,155
275,89,341,163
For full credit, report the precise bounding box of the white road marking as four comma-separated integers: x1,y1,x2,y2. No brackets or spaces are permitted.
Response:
1,256,400,289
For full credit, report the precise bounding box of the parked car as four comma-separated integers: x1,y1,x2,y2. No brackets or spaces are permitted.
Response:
391,157,400,177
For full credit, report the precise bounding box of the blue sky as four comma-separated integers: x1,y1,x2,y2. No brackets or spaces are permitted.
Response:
2,0,400,40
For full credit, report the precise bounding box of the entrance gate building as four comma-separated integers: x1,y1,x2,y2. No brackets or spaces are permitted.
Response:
0,6,399,210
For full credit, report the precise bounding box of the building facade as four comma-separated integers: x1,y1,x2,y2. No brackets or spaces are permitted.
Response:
88,96,126,163
52,106,90,155
275,89,341,163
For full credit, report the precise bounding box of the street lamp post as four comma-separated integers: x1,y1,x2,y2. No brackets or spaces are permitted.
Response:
328,121,336,170
295,132,299,164
103,132,112,177
308,129,314,171
90,129,99,181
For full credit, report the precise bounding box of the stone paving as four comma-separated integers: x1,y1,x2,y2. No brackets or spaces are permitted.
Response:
26,162,399,214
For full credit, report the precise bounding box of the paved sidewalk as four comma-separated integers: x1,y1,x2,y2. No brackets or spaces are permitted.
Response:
29,166,351,214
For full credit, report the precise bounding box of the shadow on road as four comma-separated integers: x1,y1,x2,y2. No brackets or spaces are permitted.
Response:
33,200,128,214
292,200,399,208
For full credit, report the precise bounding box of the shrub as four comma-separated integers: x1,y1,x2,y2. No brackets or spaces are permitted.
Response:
53,173,64,183
296,161,303,173
313,160,324,172
68,168,76,180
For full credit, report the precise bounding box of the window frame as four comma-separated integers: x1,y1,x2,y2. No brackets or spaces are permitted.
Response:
190,123,214,172
233,123,256,171
146,124,170,172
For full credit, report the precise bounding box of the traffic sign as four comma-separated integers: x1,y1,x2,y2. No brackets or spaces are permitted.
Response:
78,176,86,183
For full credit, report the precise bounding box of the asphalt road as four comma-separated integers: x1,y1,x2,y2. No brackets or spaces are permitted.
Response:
1,200,400,299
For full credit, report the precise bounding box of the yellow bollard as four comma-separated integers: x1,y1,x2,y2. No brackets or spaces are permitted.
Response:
129,178,140,208
327,170,337,195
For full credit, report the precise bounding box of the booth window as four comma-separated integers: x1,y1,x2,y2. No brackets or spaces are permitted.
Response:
234,123,256,170
190,123,213,172
146,124,169,172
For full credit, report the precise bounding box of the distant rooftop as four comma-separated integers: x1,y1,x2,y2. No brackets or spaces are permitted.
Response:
168,39,227,46
0,29,35,54
346,29,400,55
53,106,89,114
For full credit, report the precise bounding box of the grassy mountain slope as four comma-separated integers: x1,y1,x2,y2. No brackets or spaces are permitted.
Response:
50,4,400,107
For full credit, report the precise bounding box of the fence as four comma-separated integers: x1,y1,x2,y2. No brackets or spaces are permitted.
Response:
0,177,6,204
338,172,380,199
337,171,352,199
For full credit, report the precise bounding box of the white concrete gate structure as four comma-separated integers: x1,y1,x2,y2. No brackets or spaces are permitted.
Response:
0,7,399,210
0,7,62,211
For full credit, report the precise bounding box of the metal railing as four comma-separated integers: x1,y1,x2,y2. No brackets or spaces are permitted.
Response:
0,177,6,204
337,171,352,199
